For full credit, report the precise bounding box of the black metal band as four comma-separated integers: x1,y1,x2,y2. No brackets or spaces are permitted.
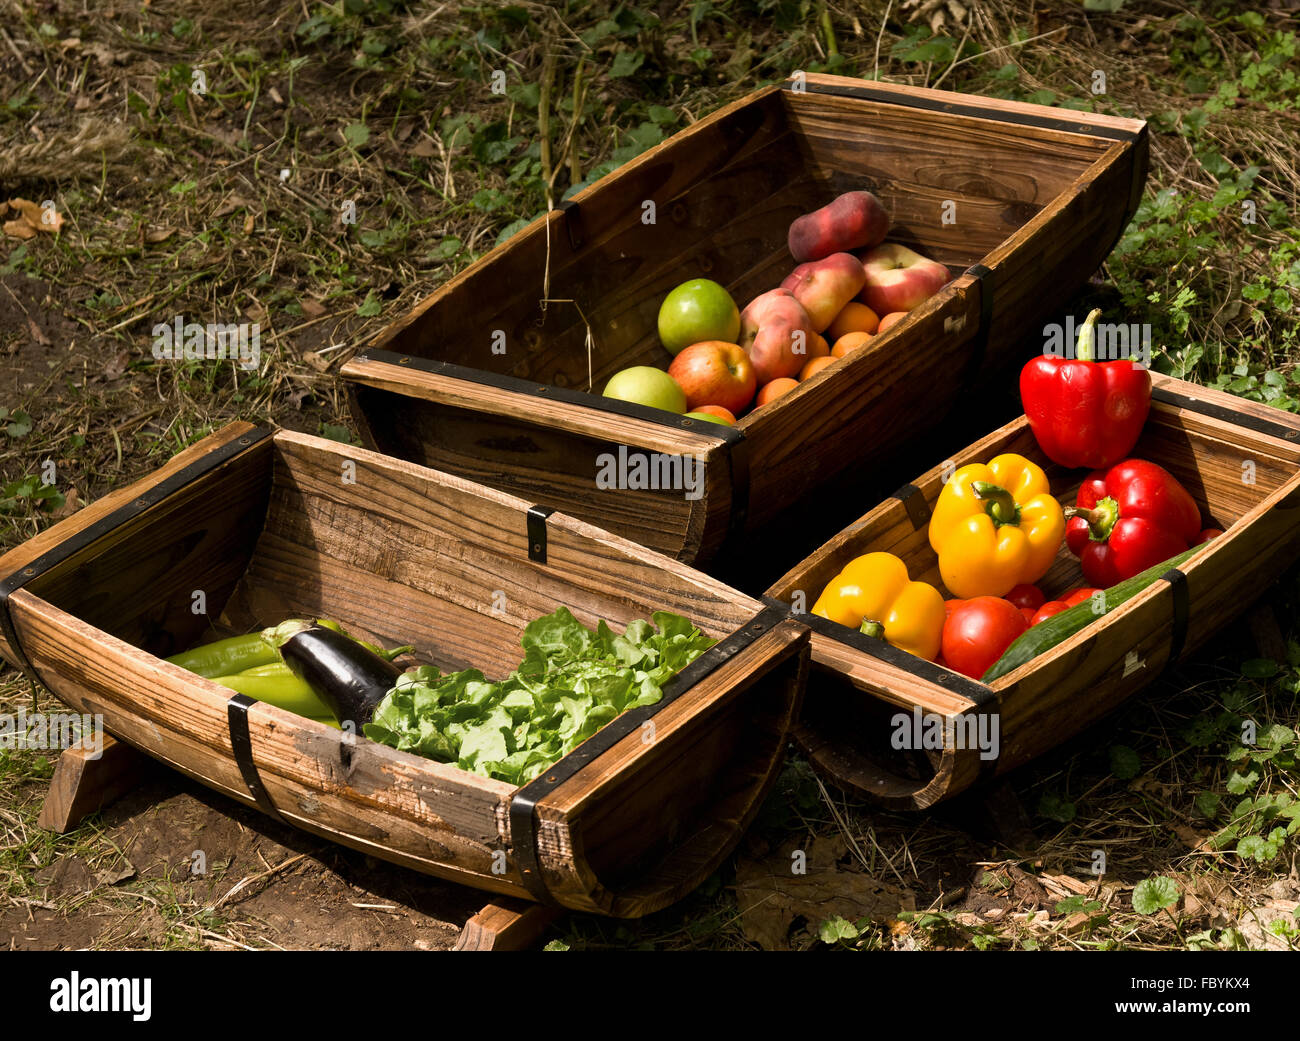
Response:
724,427,751,542
557,199,584,251
526,505,554,564
226,694,283,822
892,483,931,530
773,601,997,708
508,604,786,904
1162,568,1190,671
964,263,994,375
1152,385,1300,445
783,79,1142,142
0,426,274,686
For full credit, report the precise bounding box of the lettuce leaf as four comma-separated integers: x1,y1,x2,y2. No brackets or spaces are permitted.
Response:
362,608,715,785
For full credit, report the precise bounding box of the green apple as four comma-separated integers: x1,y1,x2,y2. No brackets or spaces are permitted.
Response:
657,278,741,356
603,366,687,413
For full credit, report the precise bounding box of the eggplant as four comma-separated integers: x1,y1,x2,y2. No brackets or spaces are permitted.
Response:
268,621,402,727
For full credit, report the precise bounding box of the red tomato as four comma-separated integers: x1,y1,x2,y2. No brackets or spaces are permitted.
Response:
1005,584,1045,611
1030,587,1102,626
1195,527,1224,545
941,597,1029,678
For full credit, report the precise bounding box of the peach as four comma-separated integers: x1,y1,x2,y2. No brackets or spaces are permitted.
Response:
798,356,837,381
877,311,908,334
788,190,890,263
858,244,950,314
825,302,880,342
780,252,867,333
755,378,799,407
738,288,817,384
831,331,873,358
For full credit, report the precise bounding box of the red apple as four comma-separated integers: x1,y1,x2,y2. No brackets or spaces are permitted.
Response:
666,340,757,414
738,288,817,384
858,244,950,314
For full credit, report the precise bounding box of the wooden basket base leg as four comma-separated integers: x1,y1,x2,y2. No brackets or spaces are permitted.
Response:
37,734,154,833
453,897,562,951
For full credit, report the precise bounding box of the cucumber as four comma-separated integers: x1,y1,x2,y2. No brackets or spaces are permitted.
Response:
981,546,1204,683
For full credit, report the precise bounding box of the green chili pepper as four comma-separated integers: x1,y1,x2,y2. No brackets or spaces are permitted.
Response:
165,633,278,679
210,670,334,718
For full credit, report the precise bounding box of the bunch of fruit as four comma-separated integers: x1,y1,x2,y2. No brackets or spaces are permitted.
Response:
600,190,951,425
812,309,1226,680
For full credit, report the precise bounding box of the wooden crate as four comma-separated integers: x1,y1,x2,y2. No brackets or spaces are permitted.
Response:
340,74,1148,564
0,424,809,916
765,374,1300,809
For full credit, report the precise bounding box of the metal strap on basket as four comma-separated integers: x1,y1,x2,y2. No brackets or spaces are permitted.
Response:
227,694,284,822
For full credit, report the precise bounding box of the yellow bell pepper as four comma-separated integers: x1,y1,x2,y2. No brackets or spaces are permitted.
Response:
811,552,945,661
928,453,1065,599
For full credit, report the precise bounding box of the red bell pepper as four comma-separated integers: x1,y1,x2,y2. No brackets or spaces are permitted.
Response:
1065,459,1203,586
1019,308,1151,470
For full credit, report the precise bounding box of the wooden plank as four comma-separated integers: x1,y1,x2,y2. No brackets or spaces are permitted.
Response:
452,899,561,951
797,73,1147,138
37,734,155,833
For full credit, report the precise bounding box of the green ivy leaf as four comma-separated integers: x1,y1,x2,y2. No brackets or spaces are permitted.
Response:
1109,744,1141,779
1132,876,1179,915
1037,792,1076,823
355,291,382,317
819,916,860,944
609,48,645,78
4,409,31,438
1195,791,1221,820
342,122,371,149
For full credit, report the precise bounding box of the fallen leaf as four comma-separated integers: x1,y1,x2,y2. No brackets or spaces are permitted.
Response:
733,835,915,950
144,226,176,244
83,42,128,66
50,487,80,519
412,135,438,158
95,863,136,887
299,298,326,317
302,350,332,373
243,212,256,235
102,349,130,380
27,318,50,346
1173,824,1212,851
4,198,64,239
212,195,255,219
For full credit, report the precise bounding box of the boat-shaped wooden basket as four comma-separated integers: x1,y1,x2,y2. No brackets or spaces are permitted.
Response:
0,424,809,916
766,374,1300,809
341,74,1148,564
